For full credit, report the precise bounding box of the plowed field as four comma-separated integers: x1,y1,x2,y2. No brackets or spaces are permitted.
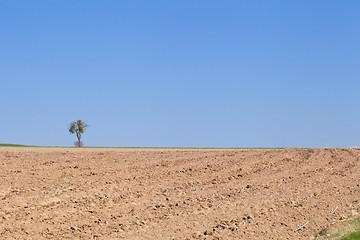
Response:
0,147,359,239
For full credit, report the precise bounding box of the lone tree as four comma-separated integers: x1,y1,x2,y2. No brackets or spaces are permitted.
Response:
69,120,88,147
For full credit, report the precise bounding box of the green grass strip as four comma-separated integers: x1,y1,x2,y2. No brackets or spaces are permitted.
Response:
0,143,37,147
339,228,360,240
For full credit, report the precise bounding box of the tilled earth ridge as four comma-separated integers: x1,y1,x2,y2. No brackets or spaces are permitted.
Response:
0,147,359,239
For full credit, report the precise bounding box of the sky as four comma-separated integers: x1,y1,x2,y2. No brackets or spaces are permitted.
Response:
1,1,360,148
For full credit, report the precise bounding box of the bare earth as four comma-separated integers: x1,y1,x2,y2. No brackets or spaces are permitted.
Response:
0,147,359,240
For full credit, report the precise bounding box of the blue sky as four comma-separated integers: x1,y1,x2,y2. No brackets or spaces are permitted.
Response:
1,1,359,148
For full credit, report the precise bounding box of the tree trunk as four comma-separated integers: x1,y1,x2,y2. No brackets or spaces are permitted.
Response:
77,135,81,147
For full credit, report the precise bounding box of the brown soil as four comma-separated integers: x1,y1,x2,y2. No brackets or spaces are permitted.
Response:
0,147,359,239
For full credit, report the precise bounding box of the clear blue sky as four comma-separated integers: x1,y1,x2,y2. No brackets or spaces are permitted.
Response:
1,1,359,148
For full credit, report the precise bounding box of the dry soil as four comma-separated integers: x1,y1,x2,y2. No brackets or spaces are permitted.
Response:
0,147,359,239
